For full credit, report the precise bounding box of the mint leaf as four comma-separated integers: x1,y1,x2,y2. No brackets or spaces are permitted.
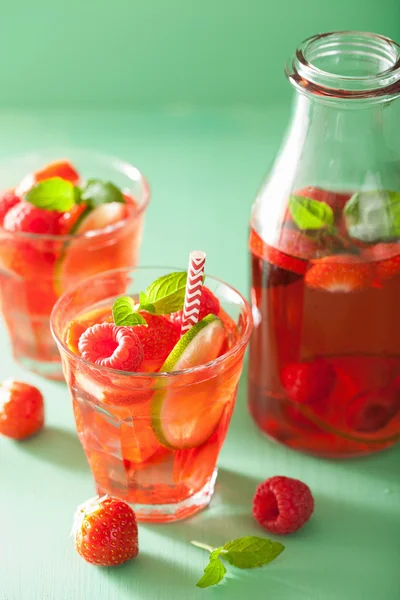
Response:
138,272,187,314
138,291,155,314
112,296,147,327
289,195,334,230
196,557,227,589
223,536,285,569
191,536,285,588
344,190,400,242
25,177,77,211
80,179,125,208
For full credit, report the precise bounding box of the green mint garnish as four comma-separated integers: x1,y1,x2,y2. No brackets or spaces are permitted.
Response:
196,556,226,588
191,536,285,588
112,272,189,326
80,179,125,208
25,177,125,212
112,297,147,327
289,195,334,230
138,271,187,315
25,177,78,212
344,190,400,242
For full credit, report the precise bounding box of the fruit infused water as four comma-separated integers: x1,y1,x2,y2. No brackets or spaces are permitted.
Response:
0,152,149,379
248,32,400,458
249,187,400,457
51,266,252,522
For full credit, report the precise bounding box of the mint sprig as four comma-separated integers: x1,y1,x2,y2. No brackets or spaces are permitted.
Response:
112,297,147,327
112,272,188,326
289,195,334,230
25,177,78,211
80,179,125,208
191,536,285,588
138,272,187,314
24,176,125,212
344,189,400,242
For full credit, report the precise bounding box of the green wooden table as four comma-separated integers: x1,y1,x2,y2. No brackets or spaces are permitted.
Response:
0,108,399,600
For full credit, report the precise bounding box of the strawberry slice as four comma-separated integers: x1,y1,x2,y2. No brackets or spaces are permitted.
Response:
363,243,400,284
16,159,80,196
249,228,319,275
134,312,180,371
281,357,336,405
305,254,374,292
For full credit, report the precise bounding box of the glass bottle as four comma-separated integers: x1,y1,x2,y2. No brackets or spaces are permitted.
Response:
248,31,400,458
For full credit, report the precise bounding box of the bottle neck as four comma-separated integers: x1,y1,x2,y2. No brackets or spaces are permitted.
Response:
287,31,400,101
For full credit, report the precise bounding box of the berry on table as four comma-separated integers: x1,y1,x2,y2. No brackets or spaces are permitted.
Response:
0,379,44,440
253,475,314,534
73,495,138,567
78,323,144,371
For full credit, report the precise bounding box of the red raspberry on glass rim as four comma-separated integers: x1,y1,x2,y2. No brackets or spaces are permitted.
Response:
78,323,144,371
0,379,44,440
73,495,138,567
253,475,314,535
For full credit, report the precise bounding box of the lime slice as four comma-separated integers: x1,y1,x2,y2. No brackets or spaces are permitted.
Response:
151,314,227,449
71,202,126,234
54,202,126,296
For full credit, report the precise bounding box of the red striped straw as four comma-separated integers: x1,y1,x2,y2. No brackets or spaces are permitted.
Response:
180,250,206,335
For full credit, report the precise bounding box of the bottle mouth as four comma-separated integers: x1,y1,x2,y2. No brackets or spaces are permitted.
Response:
286,31,400,99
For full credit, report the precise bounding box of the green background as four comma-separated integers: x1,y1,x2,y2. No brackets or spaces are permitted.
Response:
1,3,400,600
0,0,399,108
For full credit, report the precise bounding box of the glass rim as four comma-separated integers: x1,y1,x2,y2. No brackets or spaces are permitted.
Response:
0,148,151,242
50,265,253,380
286,30,400,100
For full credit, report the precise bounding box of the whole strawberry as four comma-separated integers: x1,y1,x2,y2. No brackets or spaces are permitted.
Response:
0,379,44,439
73,495,138,567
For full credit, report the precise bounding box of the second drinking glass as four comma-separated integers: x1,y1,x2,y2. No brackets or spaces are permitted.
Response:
0,150,150,379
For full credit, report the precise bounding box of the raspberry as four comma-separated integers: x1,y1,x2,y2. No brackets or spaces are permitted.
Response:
170,287,220,328
253,476,314,535
281,358,336,404
134,312,180,361
346,384,400,433
78,323,144,371
4,201,61,234
0,190,20,225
